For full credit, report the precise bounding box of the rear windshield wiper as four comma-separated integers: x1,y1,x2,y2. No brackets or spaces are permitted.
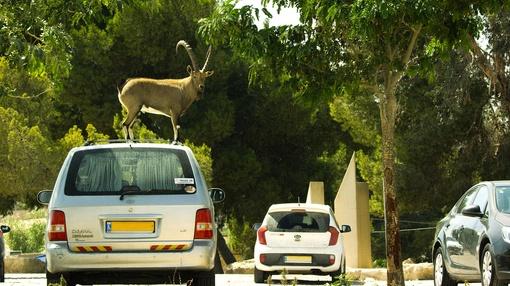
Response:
119,185,143,201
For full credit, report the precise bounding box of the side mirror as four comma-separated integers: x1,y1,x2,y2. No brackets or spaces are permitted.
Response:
37,190,52,205
462,205,484,217
209,188,225,203
252,223,262,231
340,225,351,233
0,225,10,234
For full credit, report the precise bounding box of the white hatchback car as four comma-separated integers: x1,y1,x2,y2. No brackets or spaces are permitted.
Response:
254,203,350,283
37,141,224,286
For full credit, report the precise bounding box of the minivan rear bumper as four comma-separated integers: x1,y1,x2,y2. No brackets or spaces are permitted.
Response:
46,240,215,273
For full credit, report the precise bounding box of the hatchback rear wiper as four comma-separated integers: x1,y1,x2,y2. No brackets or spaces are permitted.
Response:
119,185,143,201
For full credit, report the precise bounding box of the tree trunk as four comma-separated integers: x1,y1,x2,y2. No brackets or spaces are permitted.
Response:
380,86,405,286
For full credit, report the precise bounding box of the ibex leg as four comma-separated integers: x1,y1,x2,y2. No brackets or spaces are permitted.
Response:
121,107,141,140
170,116,179,142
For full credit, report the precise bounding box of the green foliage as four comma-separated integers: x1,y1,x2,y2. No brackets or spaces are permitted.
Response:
5,221,46,253
372,258,387,268
0,107,60,210
226,216,256,260
331,274,353,286
0,106,108,212
185,140,213,187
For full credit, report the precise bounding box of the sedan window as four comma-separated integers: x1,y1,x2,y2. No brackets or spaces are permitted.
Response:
472,186,489,213
455,187,479,214
496,186,510,213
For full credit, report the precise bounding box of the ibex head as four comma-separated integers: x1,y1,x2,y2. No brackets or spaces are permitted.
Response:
176,40,214,95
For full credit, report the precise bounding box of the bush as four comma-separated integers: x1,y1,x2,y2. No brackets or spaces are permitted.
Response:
226,216,256,260
5,220,46,253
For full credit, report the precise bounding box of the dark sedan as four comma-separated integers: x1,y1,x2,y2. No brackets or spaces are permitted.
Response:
433,181,510,286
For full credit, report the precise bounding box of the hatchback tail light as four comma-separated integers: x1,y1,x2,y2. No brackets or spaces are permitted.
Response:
194,209,213,239
49,210,67,241
257,225,268,245
328,226,339,246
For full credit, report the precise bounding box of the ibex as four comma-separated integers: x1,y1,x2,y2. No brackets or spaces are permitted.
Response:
118,40,213,142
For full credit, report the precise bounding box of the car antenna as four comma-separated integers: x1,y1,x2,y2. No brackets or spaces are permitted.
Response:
298,196,300,206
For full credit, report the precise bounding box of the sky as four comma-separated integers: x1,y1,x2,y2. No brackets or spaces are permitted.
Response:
236,0,301,28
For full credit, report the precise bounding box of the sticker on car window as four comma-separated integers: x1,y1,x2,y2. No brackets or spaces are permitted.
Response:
175,178,194,185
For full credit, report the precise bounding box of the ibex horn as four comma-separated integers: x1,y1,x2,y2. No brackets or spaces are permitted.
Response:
176,40,198,71
201,46,212,72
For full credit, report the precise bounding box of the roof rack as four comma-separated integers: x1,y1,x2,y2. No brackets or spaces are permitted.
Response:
82,139,182,146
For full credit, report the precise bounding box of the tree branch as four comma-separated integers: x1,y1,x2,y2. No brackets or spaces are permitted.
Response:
468,33,498,83
6,89,51,99
402,24,422,66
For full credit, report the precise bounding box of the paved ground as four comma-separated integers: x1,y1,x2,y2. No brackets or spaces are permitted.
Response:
2,273,445,286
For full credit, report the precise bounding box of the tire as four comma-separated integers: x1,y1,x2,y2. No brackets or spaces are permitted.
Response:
254,267,269,283
0,258,4,282
481,244,507,286
434,247,457,286
46,270,76,286
191,269,215,286
330,262,344,283
214,250,224,274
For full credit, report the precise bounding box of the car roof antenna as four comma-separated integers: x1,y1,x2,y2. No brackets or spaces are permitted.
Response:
297,196,300,205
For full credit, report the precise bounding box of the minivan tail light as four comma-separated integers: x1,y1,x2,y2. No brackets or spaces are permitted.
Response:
328,226,339,246
257,226,268,245
194,209,213,239
49,210,67,241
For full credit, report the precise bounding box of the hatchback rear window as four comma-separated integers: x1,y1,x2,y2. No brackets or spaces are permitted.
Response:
266,211,330,233
65,148,194,195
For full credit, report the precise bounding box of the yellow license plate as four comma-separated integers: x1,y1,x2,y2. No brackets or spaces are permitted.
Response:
106,221,155,233
284,255,312,264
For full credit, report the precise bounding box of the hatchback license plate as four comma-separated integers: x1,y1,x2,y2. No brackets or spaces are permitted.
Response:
106,221,155,233
284,255,312,264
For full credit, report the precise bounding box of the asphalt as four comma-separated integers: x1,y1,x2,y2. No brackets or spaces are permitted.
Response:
1,273,445,286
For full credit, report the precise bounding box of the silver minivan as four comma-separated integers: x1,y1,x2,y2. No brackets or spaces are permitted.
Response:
38,141,224,286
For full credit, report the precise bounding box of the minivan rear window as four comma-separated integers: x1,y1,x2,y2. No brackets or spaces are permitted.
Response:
266,211,330,233
65,148,194,195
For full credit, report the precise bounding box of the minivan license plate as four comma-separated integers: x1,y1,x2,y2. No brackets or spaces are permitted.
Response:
284,255,312,264
105,221,155,233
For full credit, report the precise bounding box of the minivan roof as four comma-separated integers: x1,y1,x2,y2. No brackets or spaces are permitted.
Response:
268,203,332,213
70,142,192,153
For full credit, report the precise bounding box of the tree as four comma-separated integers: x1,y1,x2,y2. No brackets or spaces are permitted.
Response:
199,1,483,284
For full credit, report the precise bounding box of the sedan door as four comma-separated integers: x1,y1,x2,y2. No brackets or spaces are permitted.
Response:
456,185,489,275
444,186,479,275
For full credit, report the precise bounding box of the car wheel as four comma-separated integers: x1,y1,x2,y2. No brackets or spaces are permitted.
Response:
481,244,506,286
434,247,457,286
191,269,215,286
46,270,76,286
254,267,269,283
